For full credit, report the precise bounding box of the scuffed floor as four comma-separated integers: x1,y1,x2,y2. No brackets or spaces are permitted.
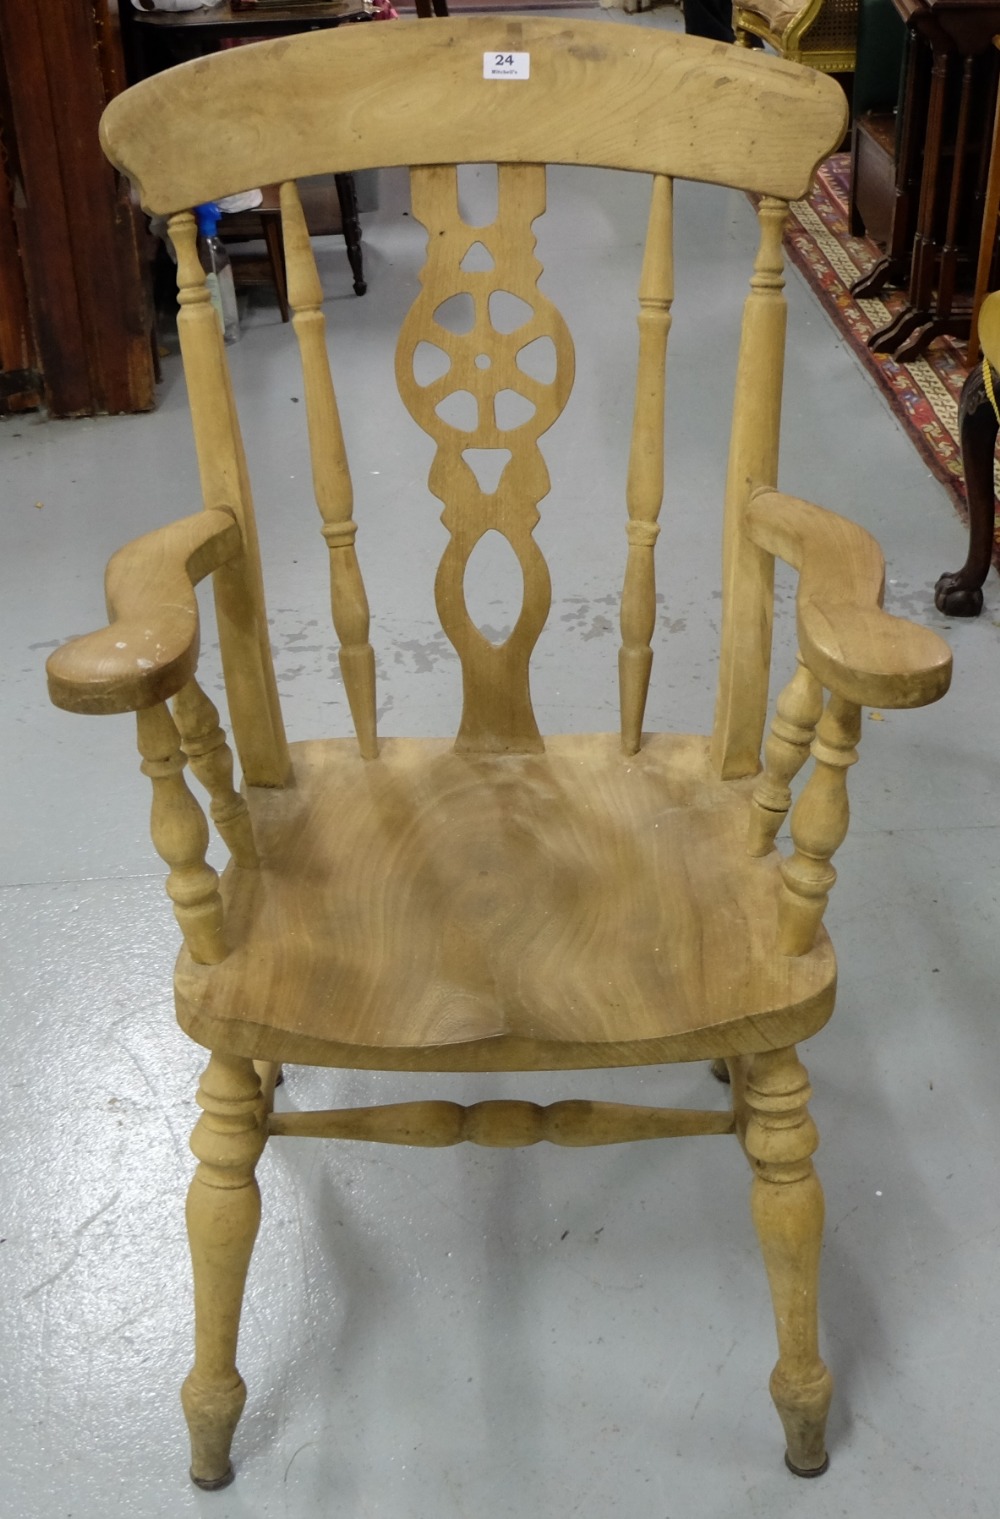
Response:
2,11,999,1515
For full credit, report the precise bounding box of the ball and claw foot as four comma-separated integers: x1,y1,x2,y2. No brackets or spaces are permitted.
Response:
934,571,984,617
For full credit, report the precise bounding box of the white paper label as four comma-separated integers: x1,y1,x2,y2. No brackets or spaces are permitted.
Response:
483,51,530,80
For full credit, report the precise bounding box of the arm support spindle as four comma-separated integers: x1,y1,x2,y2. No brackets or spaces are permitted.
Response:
137,702,227,964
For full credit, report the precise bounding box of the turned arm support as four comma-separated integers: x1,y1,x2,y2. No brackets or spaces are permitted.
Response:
46,510,242,716
745,489,952,709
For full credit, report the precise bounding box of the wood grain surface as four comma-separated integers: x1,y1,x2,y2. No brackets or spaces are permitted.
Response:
49,25,954,1483
45,510,241,714
175,733,837,1068
98,19,848,214
746,488,952,707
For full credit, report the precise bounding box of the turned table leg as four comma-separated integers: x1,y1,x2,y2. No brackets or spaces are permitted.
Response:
334,172,366,297
935,362,998,617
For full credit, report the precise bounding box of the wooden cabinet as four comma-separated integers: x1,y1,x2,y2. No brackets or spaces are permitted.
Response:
850,0,1000,360
0,1,157,417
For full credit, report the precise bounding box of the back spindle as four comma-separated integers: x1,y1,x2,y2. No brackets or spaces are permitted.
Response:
711,195,790,780
279,181,378,759
620,174,673,755
170,211,289,788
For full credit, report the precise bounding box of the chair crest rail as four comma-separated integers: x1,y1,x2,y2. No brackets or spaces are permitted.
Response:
98,21,848,214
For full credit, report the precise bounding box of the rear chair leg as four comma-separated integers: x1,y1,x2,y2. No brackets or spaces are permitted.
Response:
181,1053,265,1490
254,1060,283,1113
745,1046,832,1476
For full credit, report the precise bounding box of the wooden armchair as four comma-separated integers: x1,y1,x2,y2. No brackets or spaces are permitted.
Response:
735,0,859,73
46,19,950,1491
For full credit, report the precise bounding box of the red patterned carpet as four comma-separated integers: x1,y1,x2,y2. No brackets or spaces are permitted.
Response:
785,152,970,511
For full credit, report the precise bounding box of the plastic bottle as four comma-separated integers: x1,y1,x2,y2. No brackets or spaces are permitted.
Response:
195,202,240,344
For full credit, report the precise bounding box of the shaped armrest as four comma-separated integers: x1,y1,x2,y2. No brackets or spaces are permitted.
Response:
745,489,952,708
46,509,242,715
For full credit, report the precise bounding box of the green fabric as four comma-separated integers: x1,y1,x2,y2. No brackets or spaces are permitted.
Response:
853,0,905,117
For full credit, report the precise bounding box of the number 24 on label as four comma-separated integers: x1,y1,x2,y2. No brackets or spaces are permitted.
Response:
483,51,530,79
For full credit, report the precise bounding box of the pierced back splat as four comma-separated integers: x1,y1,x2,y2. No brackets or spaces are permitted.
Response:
396,163,574,754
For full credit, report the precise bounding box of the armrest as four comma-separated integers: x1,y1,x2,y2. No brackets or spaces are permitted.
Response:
46,509,242,715
745,489,952,708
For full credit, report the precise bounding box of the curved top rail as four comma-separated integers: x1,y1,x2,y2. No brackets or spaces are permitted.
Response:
100,18,847,214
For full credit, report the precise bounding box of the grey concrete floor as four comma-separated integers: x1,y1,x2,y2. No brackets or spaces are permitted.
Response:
3,12,999,1516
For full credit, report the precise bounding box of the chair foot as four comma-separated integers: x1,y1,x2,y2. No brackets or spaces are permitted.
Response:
191,1463,236,1492
933,574,984,617
771,1361,833,1475
785,1449,830,1478
182,1370,247,1489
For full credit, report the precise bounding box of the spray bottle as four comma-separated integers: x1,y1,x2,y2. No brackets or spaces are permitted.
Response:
195,202,240,344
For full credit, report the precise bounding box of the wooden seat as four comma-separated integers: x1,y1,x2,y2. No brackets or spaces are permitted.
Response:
175,733,838,1068
46,17,951,1494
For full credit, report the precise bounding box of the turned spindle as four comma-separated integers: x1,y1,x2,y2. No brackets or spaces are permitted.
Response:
748,653,823,856
137,701,226,964
620,174,673,755
777,692,861,954
170,209,289,788
712,196,790,779
280,180,378,759
173,678,258,869
267,1098,735,1146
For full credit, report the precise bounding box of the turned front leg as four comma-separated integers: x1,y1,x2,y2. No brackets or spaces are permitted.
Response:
746,1046,832,1476
181,1054,265,1490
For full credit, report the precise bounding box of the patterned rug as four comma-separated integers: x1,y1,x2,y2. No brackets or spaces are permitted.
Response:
785,152,970,510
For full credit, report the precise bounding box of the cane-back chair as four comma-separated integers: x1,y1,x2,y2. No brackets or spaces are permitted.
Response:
735,0,859,75
46,18,951,1490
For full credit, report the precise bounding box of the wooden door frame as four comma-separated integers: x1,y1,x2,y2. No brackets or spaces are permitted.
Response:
0,0,156,417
